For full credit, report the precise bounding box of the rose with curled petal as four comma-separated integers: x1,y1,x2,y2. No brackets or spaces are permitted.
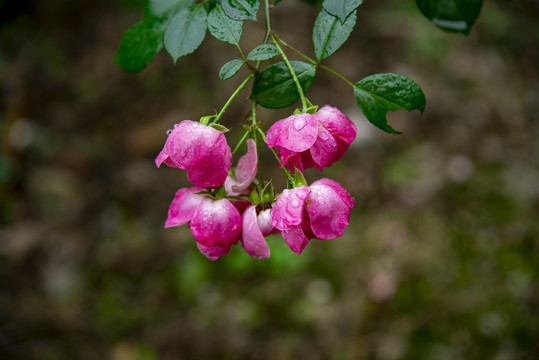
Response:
271,179,355,254
266,105,356,172
224,138,258,213
241,204,275,260
225,139,258,195
155,121,232,188
165,187,241,260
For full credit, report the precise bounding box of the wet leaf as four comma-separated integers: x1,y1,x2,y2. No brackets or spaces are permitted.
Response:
144,0,194,18
313,9,356,61
114,17,168,73
219,59,244,80
208,4,243,45
250,61,316,109
322,0,363,23
222,0,259,21
416,0,483,34
246,44,280,61
164,5,208,63
354,73,426,134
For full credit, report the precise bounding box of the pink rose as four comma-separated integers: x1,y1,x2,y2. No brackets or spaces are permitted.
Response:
271,178,355,254
165,187,241,260
155,120,232,188
266,105,356,172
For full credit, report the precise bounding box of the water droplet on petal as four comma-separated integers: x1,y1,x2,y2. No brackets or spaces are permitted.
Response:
291,199,300,207
186,129,192,133
166,129,172,135
193,123,199,128
319,132,329,141
174,124,180,128
294,117,306,131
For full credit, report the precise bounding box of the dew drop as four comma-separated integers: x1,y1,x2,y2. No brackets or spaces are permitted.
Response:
166,129,172,135
193,123,199,128
174,124,180,128
291,199,300,208
293,117,307,131
319,132,329,141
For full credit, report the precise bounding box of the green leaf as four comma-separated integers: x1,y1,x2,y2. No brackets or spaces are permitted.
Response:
313,9,356,61
222,0,259,21
416,0,483,34
114,17,167,73
164,5,208,63
209,123,231,132
246,44,280,61
322,0,363,23
208,4,243,45
219,59,244,80
144,0,194,18
354,73,426,134
251,61,316,109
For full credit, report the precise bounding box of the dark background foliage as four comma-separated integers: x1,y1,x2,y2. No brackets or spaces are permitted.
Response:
0,0,538,359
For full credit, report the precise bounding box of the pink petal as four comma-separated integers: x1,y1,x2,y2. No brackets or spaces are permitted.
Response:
197,242,231,261
156,121,232,188
316,105,357,144
266,114,319,152
312,178,355,208
281,225,309,254
231,139,258,193
275,147,303,172
306,182,351,239
156,121,201,169
190,198,242,247
300,151,319,171
310,125,338,168
257,208,274,236
271,186,310,230
241,205,271,260
164,187,204,228
187,138,232,188
155,149,176,168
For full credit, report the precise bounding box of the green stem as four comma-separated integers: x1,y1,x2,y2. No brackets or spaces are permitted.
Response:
319,64,357,89
271,34,308,111
251,102,264,193
232,130,250,155
257,127,294,184
277,37,317,65
263,0,272,44
255,0,273,69
214,73,254,123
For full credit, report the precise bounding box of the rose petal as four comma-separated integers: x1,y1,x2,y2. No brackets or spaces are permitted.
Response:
164,187,204,228
271,186,310,230
312,178,355,208
257,208,274,236
310,125,338,168
197,242,231,261
306,182,351,239
187,138,232,188
266,114,319,152
281,225,309,254
231,138,258,193
241,205,271,260
156,121,232,187
317,105,357,144
155,149,176,168
191,198,242,247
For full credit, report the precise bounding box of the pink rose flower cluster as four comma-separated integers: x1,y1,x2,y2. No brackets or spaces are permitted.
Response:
156,106,356,260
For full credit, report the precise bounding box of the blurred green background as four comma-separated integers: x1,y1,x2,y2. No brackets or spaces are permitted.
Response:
1,0,538,359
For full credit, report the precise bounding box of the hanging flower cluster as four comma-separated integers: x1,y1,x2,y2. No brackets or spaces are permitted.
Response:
156,105,357,260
